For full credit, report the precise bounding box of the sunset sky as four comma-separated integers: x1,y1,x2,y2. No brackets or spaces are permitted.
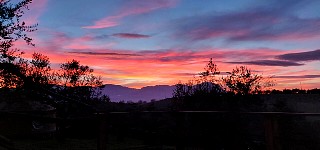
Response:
16,0,320,89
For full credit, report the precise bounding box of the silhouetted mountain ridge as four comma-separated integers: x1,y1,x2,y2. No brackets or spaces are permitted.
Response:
101,84,175,102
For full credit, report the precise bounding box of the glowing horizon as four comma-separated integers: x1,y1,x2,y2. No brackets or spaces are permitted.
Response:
15,0,320,89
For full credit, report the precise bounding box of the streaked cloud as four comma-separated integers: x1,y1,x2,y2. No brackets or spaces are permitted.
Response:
173,1,320,42
83,0,177,29
277,49,320,61
112,33,151,39
274,75,320,79
67,51,141,56
15,0,320,89
227,60,303,67
20,39,320,89
21,0,48,25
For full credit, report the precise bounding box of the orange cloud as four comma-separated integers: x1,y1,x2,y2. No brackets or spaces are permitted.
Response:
14,36,320,90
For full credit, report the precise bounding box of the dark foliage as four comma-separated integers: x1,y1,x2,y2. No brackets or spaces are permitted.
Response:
0,0,109,118
224,66,264,95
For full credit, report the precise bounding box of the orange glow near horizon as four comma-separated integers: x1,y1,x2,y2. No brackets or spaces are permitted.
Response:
16,42,320,90
11,0,320,90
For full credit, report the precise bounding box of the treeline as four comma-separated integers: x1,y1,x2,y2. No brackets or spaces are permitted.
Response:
173,58,273,98
265,88,320,94
174,58,320,98
0,0,109,117
170,58,320,111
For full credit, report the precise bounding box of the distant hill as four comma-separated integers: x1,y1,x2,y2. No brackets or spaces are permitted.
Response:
101,84,175,102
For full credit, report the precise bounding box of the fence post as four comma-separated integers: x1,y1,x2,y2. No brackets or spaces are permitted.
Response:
97,113,108,150
264,114,281,150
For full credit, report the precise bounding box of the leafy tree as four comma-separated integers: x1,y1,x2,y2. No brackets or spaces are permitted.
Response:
0,0,36,47
199,58,220,82
0,0,36,88
12,52,55,89
59,59,102,87
28,53,54,85
0,52,53,89
173,59,225,110
173,81,192,99
53,59,109,116
195,58,224,95
173,58,224,100
0,0,109,116
0,60,24,88
57,59,106,102
223,66,273,95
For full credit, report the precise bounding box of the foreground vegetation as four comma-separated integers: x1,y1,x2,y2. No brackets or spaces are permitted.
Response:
1,1,320,150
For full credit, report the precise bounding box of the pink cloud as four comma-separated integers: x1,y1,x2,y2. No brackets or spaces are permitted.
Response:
16,34,320,89
35,31,114,50
21,0,48,25
83,0,177,29
82,18,118,29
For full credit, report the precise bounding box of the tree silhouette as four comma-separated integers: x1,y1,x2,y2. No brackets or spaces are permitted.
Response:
0,61,24,88
0,53,53,89
56,59,107,103
173,58,224,100
0,0,36,46
29,53,52,82
0,0,36,88
20,53,54,87
199,58,220,81
0,0,109,111
223,66,272,95
173,59,225,110
59,59,102,87
173,59,275,111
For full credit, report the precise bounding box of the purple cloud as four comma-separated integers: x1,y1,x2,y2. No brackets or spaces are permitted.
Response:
274,75,320,79
173,1,320,42
226,60,303,67
67,51,140,56
83,0,177,29
112,33,151,39
277,49,320,61
93,34,109,40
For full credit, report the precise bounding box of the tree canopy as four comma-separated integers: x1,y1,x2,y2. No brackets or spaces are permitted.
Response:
223,66,268,95
0,0,109,114
174,58,274,99
0,0,36,88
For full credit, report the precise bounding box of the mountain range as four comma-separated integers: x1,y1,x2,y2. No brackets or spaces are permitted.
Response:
100,84,175,102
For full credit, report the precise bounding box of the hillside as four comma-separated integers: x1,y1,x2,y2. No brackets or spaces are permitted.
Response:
101,84,175,102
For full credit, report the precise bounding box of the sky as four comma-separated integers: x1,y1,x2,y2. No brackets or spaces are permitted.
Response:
14,0,320,89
